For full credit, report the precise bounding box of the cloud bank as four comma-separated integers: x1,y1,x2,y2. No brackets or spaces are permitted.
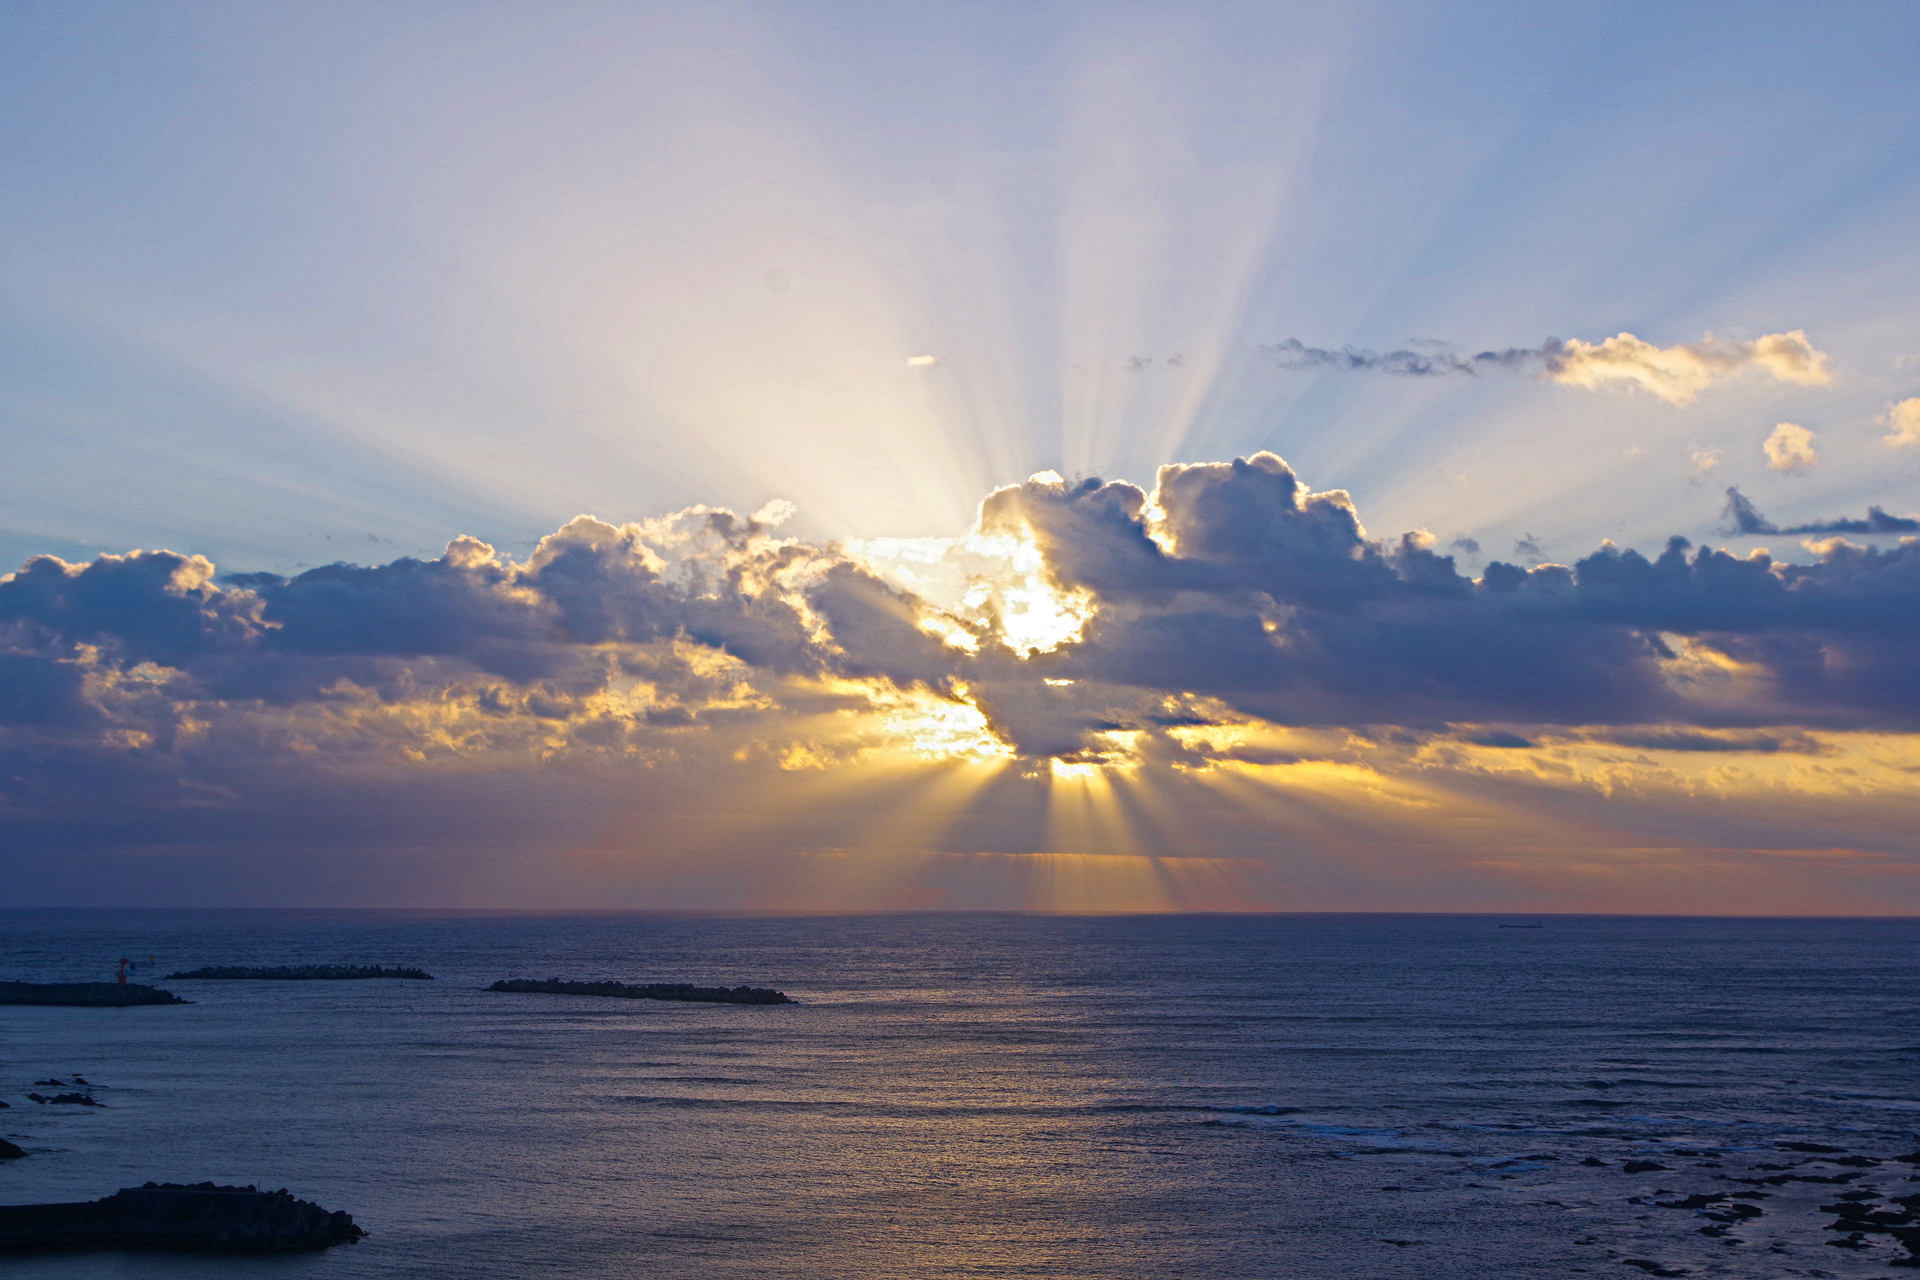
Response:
5,455,1919,908
11,456,1920,757
1263,330,1832,404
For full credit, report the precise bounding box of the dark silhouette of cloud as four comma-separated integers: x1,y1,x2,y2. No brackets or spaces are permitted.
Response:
1259,338,1553,377
1586,728,1823,754
1722,487,1920,536
1462,730,1532,748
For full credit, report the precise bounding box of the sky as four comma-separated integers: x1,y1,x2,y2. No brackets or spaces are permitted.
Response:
4,0,1920,911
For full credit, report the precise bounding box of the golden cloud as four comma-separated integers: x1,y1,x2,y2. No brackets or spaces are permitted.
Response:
1547,329,1830,404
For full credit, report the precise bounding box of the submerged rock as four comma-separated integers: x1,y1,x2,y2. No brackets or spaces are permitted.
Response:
0,1183,365,1252
0,983,187,1008
486,978,794,1005
165,965,433,981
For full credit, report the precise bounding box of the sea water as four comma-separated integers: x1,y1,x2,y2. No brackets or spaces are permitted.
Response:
1,910,1917,1279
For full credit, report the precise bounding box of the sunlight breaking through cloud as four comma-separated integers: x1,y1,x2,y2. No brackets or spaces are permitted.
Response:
5,450,1920,910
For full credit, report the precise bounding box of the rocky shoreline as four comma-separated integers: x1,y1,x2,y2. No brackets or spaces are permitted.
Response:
486,978,793,1005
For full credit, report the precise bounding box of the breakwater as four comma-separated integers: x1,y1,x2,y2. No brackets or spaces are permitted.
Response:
486,978,793,1004
166,965,434,980
0,982,187,1007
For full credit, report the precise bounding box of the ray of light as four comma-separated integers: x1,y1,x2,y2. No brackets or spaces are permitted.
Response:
1044,756,1144,858
750,755,1014,911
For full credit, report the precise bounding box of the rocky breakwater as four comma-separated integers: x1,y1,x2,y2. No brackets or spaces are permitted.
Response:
486,978,794,1004
165,964,433,980
0,1182,366,1252
0,982,187,1007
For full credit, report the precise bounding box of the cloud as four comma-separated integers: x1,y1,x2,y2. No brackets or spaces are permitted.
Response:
12,457,1920,764
1260,329,1831,405
1689,448,1722,479
10,453,1920,907
1886,397,1920,447
1258,338,1545,377
1546,330,1830,404
905,354,938,367
1763,422,1818,473
1582,727,1823,754
1722,486,1920,536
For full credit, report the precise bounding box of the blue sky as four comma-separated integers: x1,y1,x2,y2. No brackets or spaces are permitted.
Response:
5,2,1920,909
7,1,1918,570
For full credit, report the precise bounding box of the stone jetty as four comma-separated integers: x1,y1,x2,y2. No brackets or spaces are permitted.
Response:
0,982,187,1007
0,1183,365,1251
165,964,434,980
486,978,793,1004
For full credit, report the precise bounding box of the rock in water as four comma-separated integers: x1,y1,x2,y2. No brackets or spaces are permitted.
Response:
0,1140,24,1161
0,982,188,1008
486,978,794,1005
0,1183,365,1251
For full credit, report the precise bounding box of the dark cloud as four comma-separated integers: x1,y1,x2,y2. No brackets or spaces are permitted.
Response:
1259,337,1558,377
972,457,1920,744
1722,487,1920,537
1461,730,1532,748
1586,728,1824,754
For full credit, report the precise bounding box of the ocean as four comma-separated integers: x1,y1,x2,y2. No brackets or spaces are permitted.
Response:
1,910,1917,1278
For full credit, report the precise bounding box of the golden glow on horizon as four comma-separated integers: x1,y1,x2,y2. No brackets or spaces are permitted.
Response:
549,702,1920,913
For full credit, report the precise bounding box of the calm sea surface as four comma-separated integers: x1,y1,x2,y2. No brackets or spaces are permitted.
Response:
1,911,1917,1278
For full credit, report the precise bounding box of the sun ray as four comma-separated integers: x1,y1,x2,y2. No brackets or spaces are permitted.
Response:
752,755,1014,911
